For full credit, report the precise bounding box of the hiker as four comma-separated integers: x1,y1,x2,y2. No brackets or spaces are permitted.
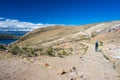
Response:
95,41,99,52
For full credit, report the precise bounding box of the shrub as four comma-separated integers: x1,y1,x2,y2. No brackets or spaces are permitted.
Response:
27,48,35,57
91,32,97,38
84,46,89,54
61,50,67,55
112,62,116,69
0,45,6,50
37,48,43,51
70,48,73,51
22,47,27,51
56,52,62,57
45,47,54,56
55,50,68,57
100,41,103,46
8,45,22,55
8,45,40,57
117,71,120,77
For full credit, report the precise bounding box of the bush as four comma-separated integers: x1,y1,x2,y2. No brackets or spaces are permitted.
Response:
7,46,71,57
61,50,67,55
22,47,28,51
84,46,89,54
45,47,54,56
8,45,22,55
0,45,6,50
37,48,43,51
27,48,35,57
8,45,41,57
100,41,103,46
70,48,73,51
91,32,97,38
55,50,68,57
22,47,38,57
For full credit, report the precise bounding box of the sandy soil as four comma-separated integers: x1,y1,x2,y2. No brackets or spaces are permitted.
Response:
0,44,120,80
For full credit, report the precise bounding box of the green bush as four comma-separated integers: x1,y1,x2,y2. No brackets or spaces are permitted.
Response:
70,48,73,51
45,47,54,56
55,50,68,57
100,41,103,46
0,45,6,50
22,47,27,51
7,45,72,57
7,45,38,57
91,33,97,38
27,48,35,57
61,50,67,55
85,46,88,52
37,48,43,51
8,45,22,55
23,48,38,57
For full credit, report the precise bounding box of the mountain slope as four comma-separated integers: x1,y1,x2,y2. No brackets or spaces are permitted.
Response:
13,25,93,48
13,21,120,48
9,21,120,59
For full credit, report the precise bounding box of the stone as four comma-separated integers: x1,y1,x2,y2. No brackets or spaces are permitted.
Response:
57,69,66,75
43,63,53,69
44,63,50,67
70,76,81,80
47,65,54,69
68,66,77,72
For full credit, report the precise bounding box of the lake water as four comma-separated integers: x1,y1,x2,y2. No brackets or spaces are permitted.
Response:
0,39,17,45
0,31,28,45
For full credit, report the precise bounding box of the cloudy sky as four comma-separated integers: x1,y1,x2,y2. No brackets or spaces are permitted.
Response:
0,0,120,26
0,17,57,31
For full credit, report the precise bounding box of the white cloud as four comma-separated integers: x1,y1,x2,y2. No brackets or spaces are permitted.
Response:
0,17,5,20
0,17,57,31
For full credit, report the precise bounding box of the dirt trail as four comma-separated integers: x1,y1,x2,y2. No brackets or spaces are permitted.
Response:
76,44,119,80
0,44,119,80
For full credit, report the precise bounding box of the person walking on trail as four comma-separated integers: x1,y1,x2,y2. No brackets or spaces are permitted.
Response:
95,41,99,52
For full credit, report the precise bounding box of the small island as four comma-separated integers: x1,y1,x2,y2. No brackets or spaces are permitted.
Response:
0,34,20,40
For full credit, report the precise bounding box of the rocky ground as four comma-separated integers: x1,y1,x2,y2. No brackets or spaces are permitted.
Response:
0,43,120,80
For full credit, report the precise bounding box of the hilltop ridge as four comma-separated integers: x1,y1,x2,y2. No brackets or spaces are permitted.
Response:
12,20,120,47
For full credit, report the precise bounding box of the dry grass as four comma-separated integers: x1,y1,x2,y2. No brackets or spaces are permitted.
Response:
14,25,93,48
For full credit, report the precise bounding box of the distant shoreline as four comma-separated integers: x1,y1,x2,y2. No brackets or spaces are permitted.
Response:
0,31,28,45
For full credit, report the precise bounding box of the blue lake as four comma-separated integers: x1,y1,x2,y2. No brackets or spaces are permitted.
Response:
0,31,28,45
0,39,17,45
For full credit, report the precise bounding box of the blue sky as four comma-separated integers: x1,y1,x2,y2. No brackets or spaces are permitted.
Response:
0,0,120,25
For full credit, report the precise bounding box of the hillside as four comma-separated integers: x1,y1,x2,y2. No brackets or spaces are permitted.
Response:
13,21,120,47
0,21,120,80
13,25,94,48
